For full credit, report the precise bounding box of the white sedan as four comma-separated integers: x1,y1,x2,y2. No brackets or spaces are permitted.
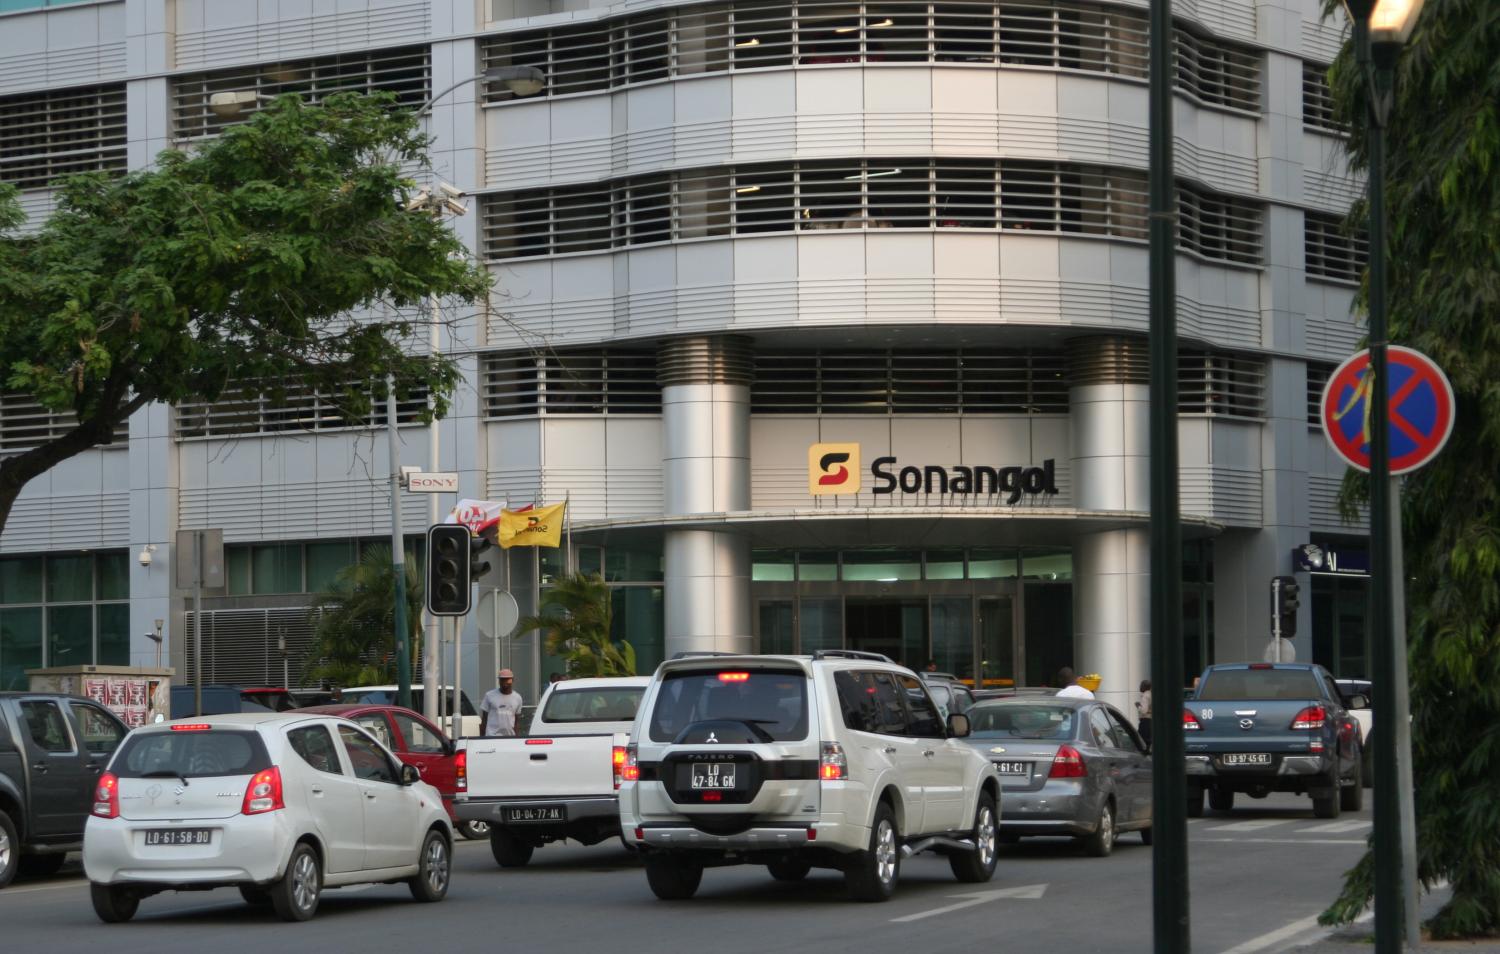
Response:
83,712,453,922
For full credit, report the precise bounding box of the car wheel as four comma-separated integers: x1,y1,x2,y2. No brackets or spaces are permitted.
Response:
767,859,811,882
1209,787,1235,813
489,828,534,868
1341,768,1364,812
1312,770,1342,820
949,792,999,884
0,809,19,889
644,856,704,900
408,829,451,902
1186,783,1205,819
270,843,321,922
457,820,490,840
1082,801,1115,858
239,885,272,907
18,853,67,878
89,883,140,923
846,803,901,902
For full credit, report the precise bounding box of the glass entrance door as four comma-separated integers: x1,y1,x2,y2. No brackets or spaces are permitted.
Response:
976,596,1015,689
844,598,926,667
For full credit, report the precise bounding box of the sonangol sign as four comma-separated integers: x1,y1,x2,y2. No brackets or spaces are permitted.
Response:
1321,345,1455,476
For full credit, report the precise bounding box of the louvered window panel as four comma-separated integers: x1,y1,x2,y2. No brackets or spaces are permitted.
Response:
1303,61,1342,133
175,379,429,439
172,47,431,140
481,350,662,417
0,84,128,191
1305,210,1367,283
479,1,1258,105
480,159,1156,259
184,608,343,689
1178,351,1265,418
0,393,129,453
1178,184,1262,266
751,349,1069,414
1307,361,1334,426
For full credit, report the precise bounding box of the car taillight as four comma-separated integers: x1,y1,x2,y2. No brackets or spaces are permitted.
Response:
93,772,119,819
620,744,641,783
455,748,467,792
612,745,627,790
241,767,284,815
171,723,211,731
1049,745,1087,779
1183,708,1201,731
1290,706,1327,730
819,741,847,781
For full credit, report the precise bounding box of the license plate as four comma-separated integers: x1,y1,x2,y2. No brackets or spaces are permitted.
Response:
1221,753,1273,766
143,828,212,846
691,762,737,790
503,806,565,823
994,761,1030,776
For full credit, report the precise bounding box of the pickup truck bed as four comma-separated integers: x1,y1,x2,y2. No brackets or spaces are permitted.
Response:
1183,663,1365,819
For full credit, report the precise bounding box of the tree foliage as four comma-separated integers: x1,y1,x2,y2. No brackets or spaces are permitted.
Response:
1319,0,1500,938
516,572,636,678
0,91,491,532
303,545,424,688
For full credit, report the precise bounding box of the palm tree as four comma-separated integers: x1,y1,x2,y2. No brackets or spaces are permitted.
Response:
516,572,635,677
303,545,424,688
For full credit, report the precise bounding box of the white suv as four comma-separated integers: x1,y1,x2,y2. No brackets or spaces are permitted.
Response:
84,713,453,923
619,652,1000,902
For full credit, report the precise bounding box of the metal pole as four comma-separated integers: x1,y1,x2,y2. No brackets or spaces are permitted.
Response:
453,615,463,739
424,291,442,723
1388,477,1420,949
1148,0,1188,945
386,375,413,711
193,531,204,718
1357,22,1401,952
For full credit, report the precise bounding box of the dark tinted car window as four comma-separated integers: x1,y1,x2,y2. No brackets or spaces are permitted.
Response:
1105,708,1144,753
898,675,946,737
20,701,73,753
542,687,645,723
648,669,809,743
114,730,271,778
287,724,344,775
969,704,1077,740
72,703,126,754
833,671,907,735
338,726,397,783
1197,669,1323,701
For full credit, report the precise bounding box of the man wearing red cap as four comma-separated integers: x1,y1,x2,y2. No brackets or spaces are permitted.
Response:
480,668,523,737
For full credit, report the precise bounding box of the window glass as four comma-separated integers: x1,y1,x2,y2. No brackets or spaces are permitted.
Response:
541,687,645,723
1088,707,1120,749
842,550,921,582
71,703,125,754
969,549,1018,579
751,550,795,582
798,598,842,653
0,558,43,604
605,544,663,582
647,668,809,743
1196,668,1323,701
925,550,966,580
97,603,130,666
287,725,344,775
20,700,73,752
45,554,93,602
226,546,252,596
1105,708,1144,753
251,544,302,594
611,586,665,674
968,703,1077,739
305,540,355,593
0,607,43,691
47,605,93,669
97,552,129,600
950,685,976,714
115,730,270,778
927,683,953,718
798,551,838,581
393,713,447,754
577,546,604,577
898,675,945,737
353,713,394,749
338,725,398,783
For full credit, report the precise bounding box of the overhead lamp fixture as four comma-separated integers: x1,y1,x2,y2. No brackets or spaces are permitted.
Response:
734,37,761,47
208,90,262,118
735,185,761,194
844,168,903,180
482,65,546,97
1342,0,1424,46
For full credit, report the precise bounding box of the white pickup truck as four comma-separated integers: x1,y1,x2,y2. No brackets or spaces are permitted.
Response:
453,676,650,867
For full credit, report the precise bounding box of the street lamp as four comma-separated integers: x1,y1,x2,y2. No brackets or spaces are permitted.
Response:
1338,1,1423,951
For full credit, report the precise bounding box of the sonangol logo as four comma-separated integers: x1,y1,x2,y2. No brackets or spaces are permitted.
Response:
808,443,861,496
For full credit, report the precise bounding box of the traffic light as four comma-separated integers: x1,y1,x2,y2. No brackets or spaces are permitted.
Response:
470,533,495,583
426,524,472,616
1271,574,1300,637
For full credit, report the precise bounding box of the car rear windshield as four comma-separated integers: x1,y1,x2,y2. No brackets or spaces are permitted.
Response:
541,687,645,724
1197,669,1324,701
968,704,1078,740
111,729,272,779
648,669,810,743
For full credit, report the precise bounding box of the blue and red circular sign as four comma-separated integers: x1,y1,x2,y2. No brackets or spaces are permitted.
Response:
1321,345,1455,475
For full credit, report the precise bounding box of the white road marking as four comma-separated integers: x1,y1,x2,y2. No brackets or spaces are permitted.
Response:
889,883,1047,923
1197,837,1367,846
1206,819,1294,832
0,878,87,896
1300,820,1371,834
1215,912,1324,954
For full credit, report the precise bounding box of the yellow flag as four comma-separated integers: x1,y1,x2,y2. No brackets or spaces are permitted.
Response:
497,503,565,549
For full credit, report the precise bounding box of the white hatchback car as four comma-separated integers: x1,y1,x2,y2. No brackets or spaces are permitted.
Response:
83,713,453,923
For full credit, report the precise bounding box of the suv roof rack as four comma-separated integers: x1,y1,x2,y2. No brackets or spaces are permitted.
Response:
669,651,743,660
811,650,894,663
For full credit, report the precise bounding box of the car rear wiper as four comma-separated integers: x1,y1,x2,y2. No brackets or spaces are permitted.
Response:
139,769,190,787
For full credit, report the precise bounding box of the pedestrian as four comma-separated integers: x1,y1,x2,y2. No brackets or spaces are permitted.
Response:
924,659,938,673
480,668,524,737
548,672,564,684
1135,679,1153,749
1054,666,1095,699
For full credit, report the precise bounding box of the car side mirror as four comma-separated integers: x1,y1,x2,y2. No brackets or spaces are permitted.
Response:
947,713,971,738
1345,694,1369,711
400,763,421,785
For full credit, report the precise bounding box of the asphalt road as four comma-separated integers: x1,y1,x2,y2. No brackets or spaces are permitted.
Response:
1,793,1371,954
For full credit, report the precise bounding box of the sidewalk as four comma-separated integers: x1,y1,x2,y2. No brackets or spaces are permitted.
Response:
1291,885,1500,953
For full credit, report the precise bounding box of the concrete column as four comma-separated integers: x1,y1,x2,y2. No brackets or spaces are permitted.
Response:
1067,337,1151,713
659,337,753,659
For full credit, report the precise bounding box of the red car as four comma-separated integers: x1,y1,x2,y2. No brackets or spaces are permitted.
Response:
296,704,486,838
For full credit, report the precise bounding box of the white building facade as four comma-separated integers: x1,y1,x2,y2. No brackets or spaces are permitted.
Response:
0,0,1372,711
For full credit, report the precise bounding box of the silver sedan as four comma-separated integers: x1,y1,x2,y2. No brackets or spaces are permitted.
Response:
959,697,1152,856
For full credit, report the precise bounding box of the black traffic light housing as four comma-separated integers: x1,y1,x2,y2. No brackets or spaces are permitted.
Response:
1271,574,1300,638
470,533,495,582
426,524,472,616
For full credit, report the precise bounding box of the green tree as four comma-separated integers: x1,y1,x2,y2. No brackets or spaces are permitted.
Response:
0,91,491,532
303,545,424,688
1320,0,1500,938
517,572,636,677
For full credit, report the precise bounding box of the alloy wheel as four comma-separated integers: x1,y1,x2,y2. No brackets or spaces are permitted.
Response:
977,806,997,869
875,819,897,885
1099,805,1114,852
0,829,10,872
291,851,319,912
424,837,450,895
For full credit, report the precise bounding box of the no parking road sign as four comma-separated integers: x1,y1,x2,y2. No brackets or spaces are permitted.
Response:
1321,345,1455,475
